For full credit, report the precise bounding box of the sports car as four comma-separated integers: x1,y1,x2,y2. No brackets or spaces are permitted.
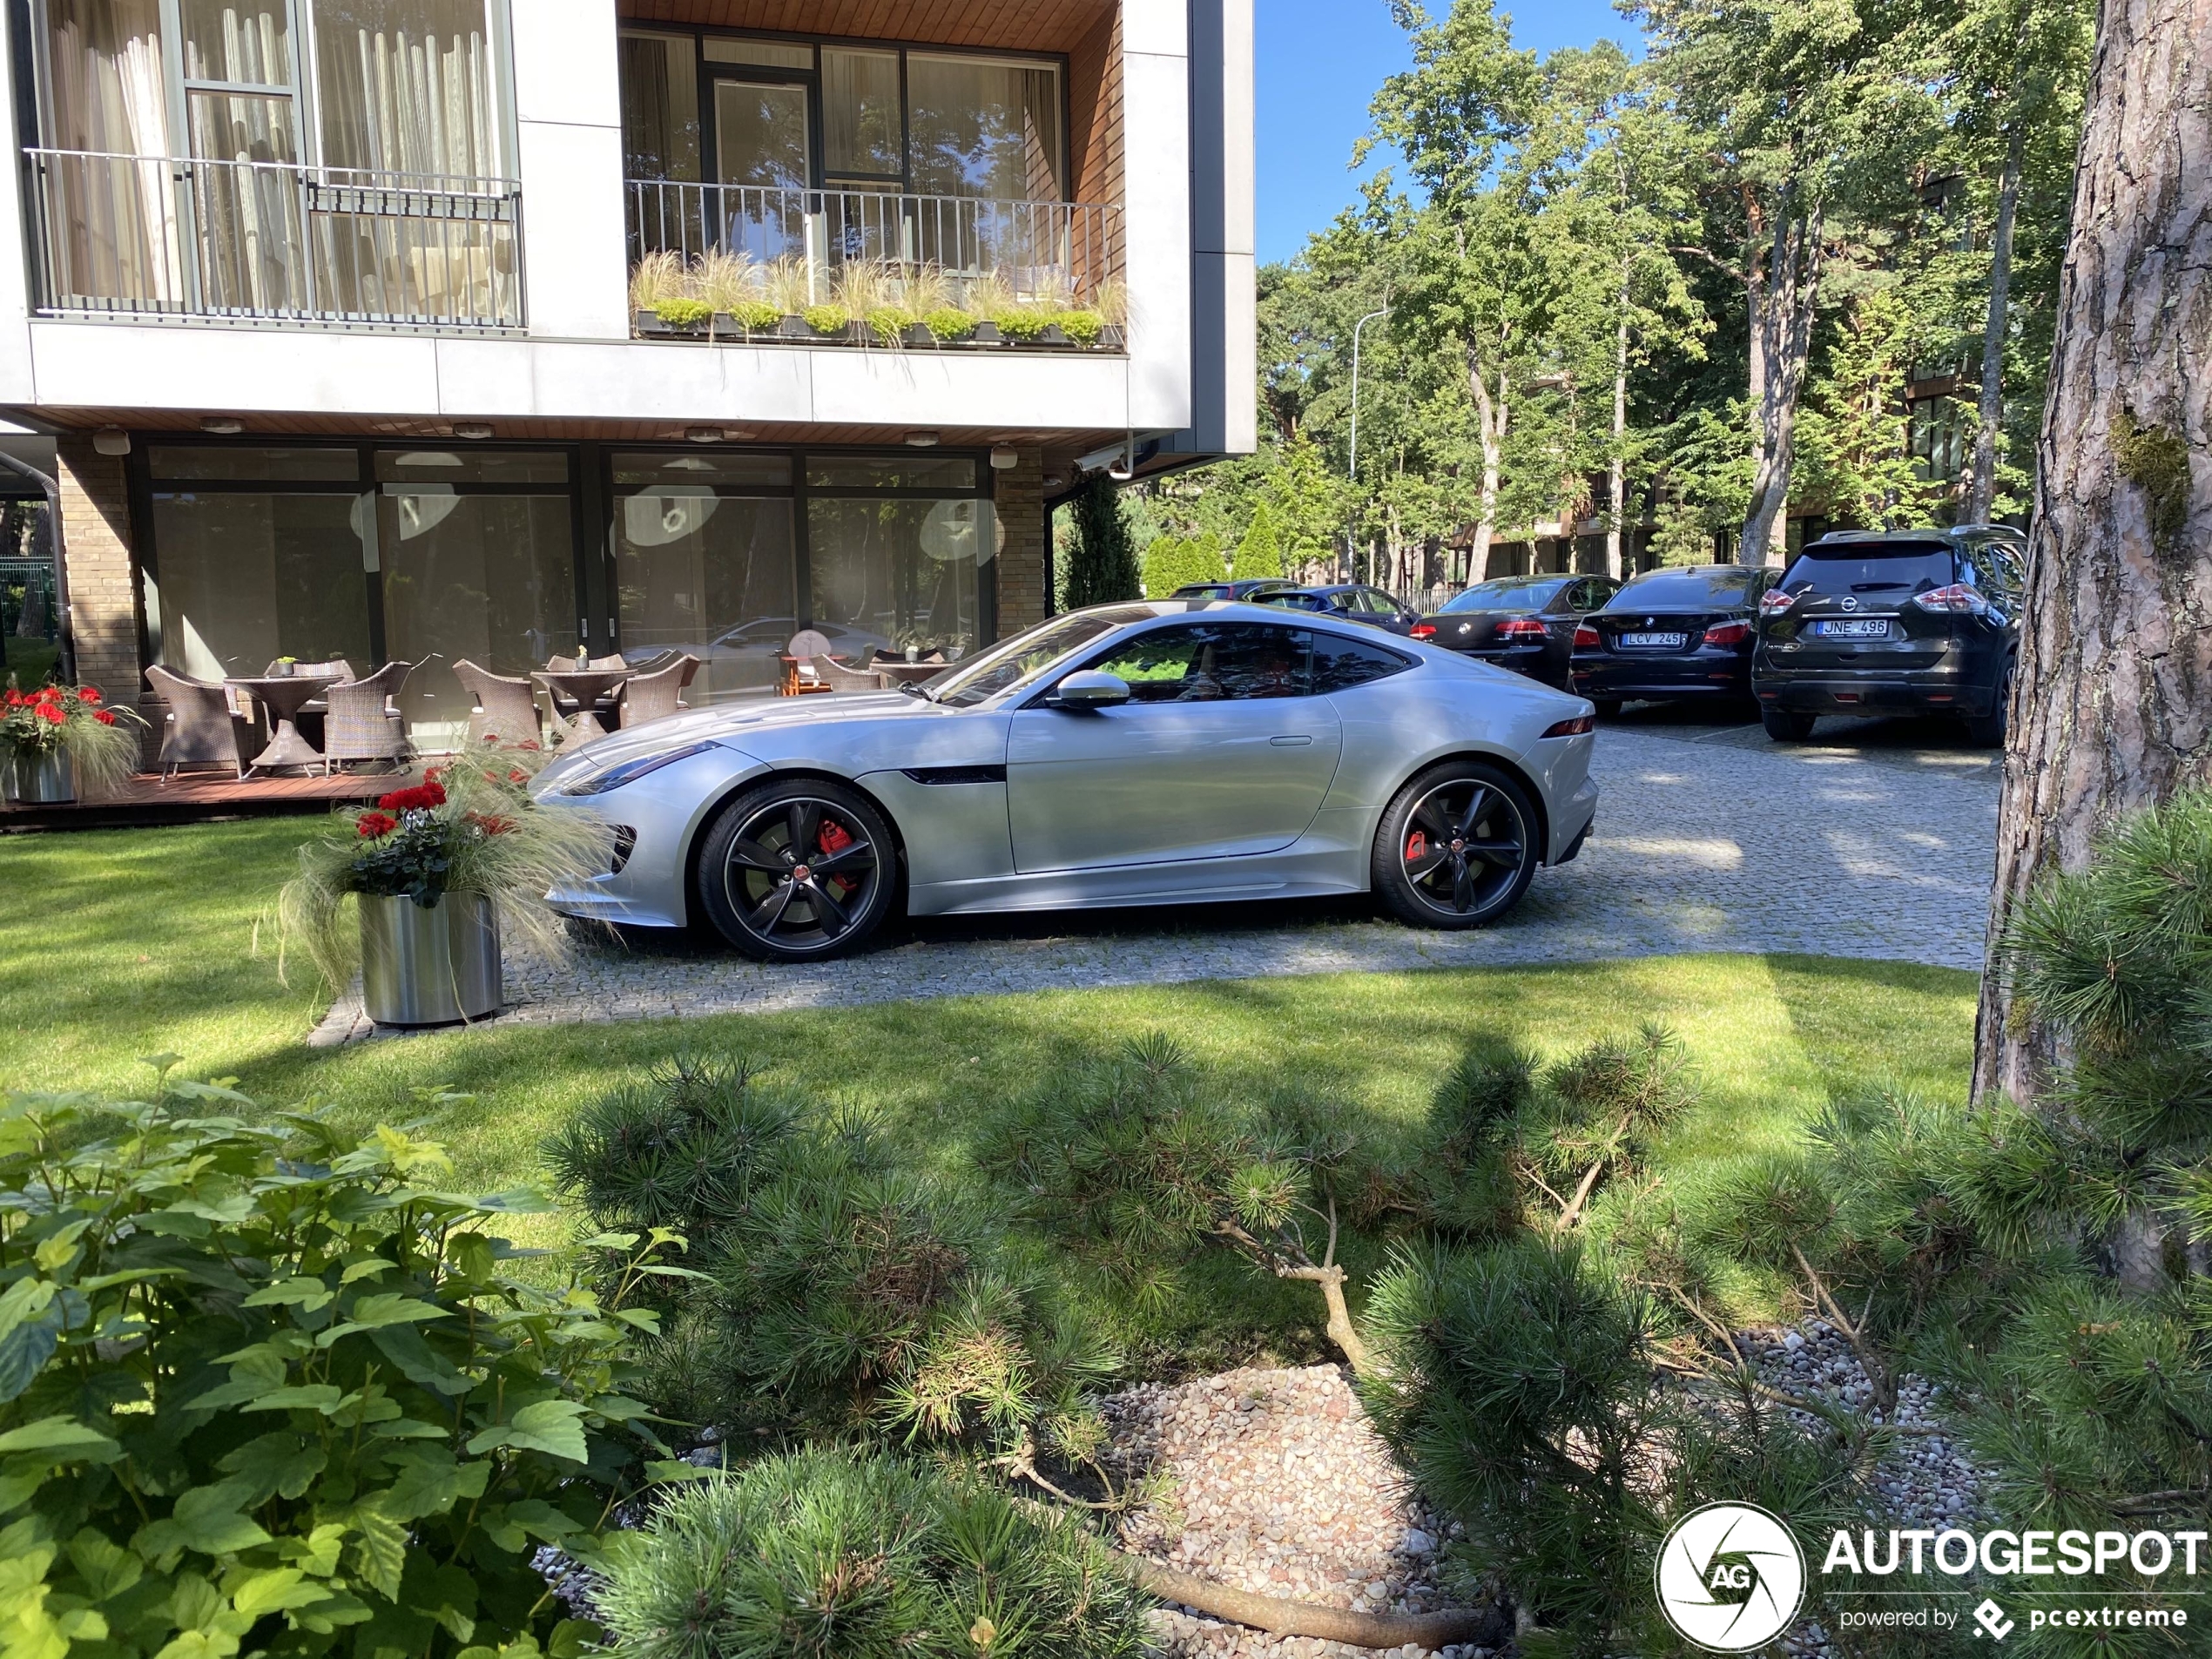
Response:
532,601,1601,961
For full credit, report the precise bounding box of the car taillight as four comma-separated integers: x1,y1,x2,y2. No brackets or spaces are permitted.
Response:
1497,618,1548,640
1541,715,1596,738
1573,624,1601,650
1912,583,1988,614
1758,587,1799,617
1410,622,1436,639
1703,620,1751,645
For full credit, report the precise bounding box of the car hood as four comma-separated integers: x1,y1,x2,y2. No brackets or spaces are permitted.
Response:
536,691,954,786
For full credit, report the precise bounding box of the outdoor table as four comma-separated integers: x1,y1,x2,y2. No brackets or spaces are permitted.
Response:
226,673,342,772
533,667,633,740
872,660,944,689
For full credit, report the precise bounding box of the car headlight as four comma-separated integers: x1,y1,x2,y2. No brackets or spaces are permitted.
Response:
561,740,725,797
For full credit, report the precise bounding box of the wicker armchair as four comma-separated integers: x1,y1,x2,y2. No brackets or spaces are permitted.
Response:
322,661,414,772
546,654,580,672
147,665,259,781
452,659,544,746
617,656,697,726
812,653,883,692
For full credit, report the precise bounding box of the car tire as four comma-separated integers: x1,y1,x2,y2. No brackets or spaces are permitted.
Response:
1372,759,1540,931
1964,664,2012,748
1591,698,1622,719
695,777,897,961
1762,709,1817,742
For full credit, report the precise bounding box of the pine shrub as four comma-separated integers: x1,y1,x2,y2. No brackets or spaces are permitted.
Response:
1062,477,1140,609
597,1448,1151,1659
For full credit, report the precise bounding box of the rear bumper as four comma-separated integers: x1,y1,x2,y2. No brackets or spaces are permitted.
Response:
1752,668,2000,716
1445,643,1557,682
1571,654,1750,699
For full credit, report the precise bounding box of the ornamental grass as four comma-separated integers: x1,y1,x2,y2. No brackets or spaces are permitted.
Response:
276,745,611,994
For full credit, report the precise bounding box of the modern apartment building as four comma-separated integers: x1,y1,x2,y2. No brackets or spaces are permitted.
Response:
0,0,1253,747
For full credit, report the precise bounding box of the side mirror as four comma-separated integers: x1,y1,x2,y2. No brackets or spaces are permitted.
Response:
1049,671,1131,710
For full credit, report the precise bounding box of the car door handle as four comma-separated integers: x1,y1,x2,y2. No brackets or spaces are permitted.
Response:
1270,734,1313,746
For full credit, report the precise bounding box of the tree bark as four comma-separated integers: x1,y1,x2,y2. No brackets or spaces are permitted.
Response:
1966,122,2027,525
1973,0,2212,1105
1740,192,1824,564
1608,267,1631,579
1469,343,1511,574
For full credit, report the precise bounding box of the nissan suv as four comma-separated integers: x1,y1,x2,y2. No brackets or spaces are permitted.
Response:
1751,526,2026,745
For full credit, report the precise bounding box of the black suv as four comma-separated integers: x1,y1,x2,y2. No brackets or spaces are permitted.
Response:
1752,526,2027,745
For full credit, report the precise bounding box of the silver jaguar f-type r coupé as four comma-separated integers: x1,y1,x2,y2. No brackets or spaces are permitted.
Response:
532,602,1599,961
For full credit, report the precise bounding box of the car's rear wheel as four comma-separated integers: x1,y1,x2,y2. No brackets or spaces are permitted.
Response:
1964,662,2013,748
1372,760,1540,930
695,779,895,961
1762,708,1817,742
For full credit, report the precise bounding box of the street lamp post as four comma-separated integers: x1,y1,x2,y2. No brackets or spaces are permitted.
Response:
1347,306,1390,584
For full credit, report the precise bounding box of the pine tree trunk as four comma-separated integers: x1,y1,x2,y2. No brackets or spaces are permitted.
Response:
1469,358,1507,576
1966,124,2027,526
1608,272,1630,580
1973,0,2212,1106
1740,195,1823,564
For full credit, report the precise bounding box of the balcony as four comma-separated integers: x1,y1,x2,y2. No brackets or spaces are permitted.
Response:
624,182,1125,350
24,149,523,332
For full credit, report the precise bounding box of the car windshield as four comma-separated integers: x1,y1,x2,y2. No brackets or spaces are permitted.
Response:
927,608,1156,708
1441,580,1567,613
1783,545,1954,596
1607,569,1758,608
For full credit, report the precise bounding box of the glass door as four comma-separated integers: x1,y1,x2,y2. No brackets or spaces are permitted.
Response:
179,0,310,312
711,77,812,267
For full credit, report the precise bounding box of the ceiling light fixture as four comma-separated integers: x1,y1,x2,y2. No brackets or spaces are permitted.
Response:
988,445,1019,470
199,415,244,435
452,421,494,440
92,427,131,456
904,429,941,448
685,425,724,443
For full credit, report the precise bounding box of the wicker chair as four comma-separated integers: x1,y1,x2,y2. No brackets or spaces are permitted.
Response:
616,657,691,726
546,653,580,672
146,665,260,781
452,659,544,746
812,653,883,692
321,661,414,772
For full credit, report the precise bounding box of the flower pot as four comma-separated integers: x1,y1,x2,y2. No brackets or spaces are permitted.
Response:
1034,323,1069,347
903,323,941,347
1101,324,1127,351
969,320,1002,345
635,310,672,337
3,748,73,805
359,891,502,1026
778,314,813,339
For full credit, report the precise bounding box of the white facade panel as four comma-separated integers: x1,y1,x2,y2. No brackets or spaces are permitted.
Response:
0,30,34,403
23,322,443,415
515,120,631,341
1123,0,1193,60
809,349,1132,431
1122,47,1194,434
509,0,624,128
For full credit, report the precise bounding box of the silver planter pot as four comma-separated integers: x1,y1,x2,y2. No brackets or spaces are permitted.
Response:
3,748,75,805
359,892,502,1027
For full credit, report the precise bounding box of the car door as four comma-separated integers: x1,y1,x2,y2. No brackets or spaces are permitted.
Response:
1006,621,1344,873
1360,588,1418,635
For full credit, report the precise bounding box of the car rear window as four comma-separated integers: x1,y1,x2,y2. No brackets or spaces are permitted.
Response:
1783,544,1955,597
1606,569,1757,607
1173,584,1234,598
1441,579,1567,613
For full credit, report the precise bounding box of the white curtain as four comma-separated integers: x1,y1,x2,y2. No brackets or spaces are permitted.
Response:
44,0,184,304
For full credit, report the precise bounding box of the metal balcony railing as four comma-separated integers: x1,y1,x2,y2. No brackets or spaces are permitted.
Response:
24,148,523,330
624,180,1123,307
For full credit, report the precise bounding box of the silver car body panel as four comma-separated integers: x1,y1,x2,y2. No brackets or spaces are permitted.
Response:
534,603,1598,929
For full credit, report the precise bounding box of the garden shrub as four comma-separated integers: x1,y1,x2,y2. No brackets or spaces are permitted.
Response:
991,307,1054,342
596,1447,1151,1659
921,307,976,342
1139,533,1227,598
724,300,779,334
801,305,851,336
866,307,913,347
1233,503,1283,581
1055,308,1106,345
650,298,711,328
0,1067,690,1659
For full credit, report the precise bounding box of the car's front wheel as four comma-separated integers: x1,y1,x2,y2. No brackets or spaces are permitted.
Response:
1372,760,1540,930
695,778,896,961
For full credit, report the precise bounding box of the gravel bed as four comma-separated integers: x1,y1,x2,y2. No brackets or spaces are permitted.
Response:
1104,1364,1491,1659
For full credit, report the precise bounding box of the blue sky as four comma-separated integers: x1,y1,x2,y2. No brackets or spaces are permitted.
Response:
1255,0,1647,265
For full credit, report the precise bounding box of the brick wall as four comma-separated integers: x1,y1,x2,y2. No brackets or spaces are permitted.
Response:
993,449,1048,637
56,439,144,718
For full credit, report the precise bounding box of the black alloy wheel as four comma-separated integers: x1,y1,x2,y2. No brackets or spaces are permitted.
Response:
1762,708,1817,742
1372,760,1540,929
696,779,895,961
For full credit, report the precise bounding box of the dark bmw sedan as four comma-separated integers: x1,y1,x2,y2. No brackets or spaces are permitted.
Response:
1570,564,1779,715
1413,575,1618,689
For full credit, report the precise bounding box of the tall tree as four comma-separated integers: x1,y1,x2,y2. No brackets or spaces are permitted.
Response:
1062,476,1141,610
1974,0,2212,1103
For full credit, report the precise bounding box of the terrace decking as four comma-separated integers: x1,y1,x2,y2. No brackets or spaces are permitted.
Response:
1,768,423,833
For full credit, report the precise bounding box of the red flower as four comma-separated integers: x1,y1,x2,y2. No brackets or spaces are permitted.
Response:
35,705,64,725
355,810,399,839
466,811,516,836
93,709,117,725
77,686,102,705
376,780,447,813
507,768,529,784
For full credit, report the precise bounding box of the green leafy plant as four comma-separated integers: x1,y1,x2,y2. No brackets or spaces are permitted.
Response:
866,307,914,347
275,756,610,995
1055,309,1105,346
627,251,684,314
992,307,1054,342
724,300,779,334
0,1068,699,1659
649,298,711,329
596,1448,1153,1659
921,307,977,342
1,680,145,793
801,304,851,337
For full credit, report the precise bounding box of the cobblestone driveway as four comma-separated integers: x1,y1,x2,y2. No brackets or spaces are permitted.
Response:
313,716,1999,1043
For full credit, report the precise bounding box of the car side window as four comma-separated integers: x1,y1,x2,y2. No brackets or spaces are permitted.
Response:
1082,623,1309,702
1309,629,1413,693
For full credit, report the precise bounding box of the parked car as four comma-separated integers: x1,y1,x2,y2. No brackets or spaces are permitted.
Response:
1169,578,1305,602
1569,564,1780,716
1255,583,1422,636
1752,526,2026,745
1411,575,1619,688
534,602,1600,961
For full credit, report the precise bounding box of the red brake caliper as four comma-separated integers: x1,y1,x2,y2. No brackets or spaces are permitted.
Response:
1406,829,1427,867
816,819,857,897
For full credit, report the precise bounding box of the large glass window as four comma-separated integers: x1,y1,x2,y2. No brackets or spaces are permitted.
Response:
907,55,1062,200
618,30,699,182
820,47,901,180
147,491,372,679
612,453,797,705
806,494,993,663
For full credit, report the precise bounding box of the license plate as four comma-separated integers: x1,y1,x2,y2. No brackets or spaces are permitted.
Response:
1618,631,1688,648
1810,619,1890,638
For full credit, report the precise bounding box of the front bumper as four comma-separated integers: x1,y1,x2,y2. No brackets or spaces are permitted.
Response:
536,745,769,927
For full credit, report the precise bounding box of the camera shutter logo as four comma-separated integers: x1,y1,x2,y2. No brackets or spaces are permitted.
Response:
1655,1502,1806,1651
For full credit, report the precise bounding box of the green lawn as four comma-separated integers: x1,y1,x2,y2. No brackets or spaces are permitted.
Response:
3,819,1979,1349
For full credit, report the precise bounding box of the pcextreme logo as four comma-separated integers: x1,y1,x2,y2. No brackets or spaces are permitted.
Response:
1655,1502,1809,1652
